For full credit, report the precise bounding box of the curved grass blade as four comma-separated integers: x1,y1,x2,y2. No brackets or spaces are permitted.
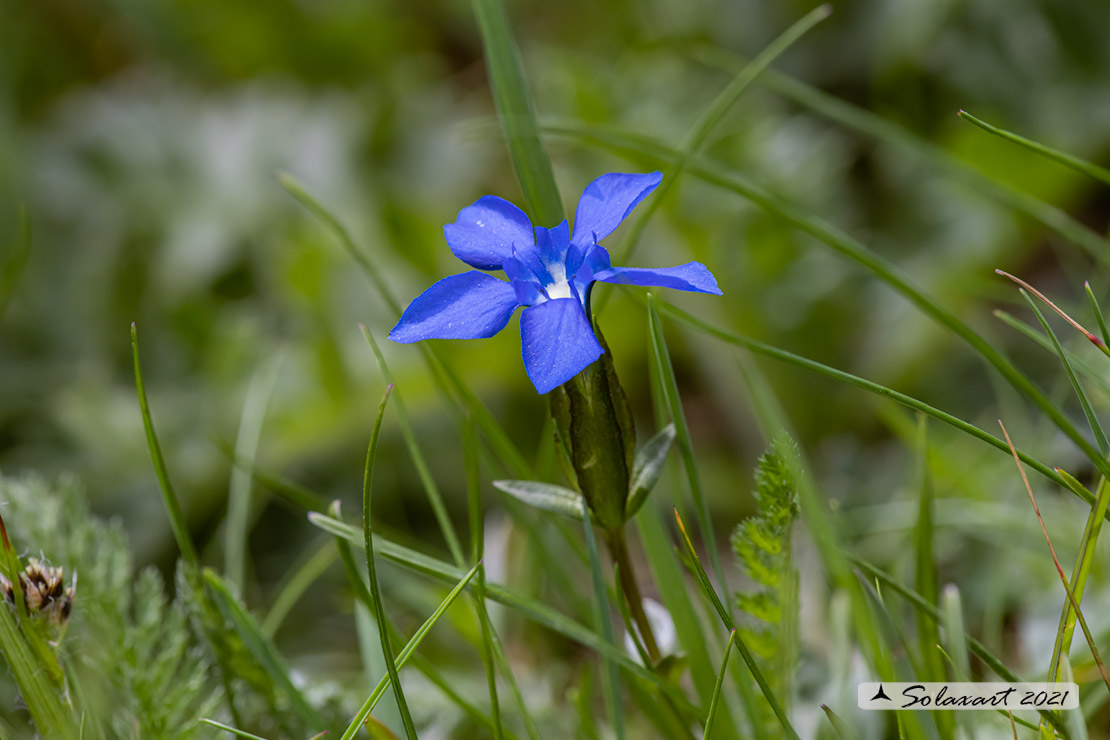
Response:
361,386,418,740
202,569,325,730
647,295,728,601
308,511,701,716
692,53,1110,261
546,126,1110,481
998,421,1110,697
339,562,482,740
1086,282,1110,347
653,298,1095,506
470,0,563,226
362,325,466,566
1017,289,1108,455
820,705,860,740
674,510,800,740
959,110,1110,187
131,323,199,567
702,631,737,740
199,719,269,740
610,4,832,268
226,356,282,592
582,506,624,740
994,310,1110,400
462,417,506,740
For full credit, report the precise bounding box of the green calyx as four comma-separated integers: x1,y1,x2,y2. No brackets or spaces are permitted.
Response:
549,322,636,532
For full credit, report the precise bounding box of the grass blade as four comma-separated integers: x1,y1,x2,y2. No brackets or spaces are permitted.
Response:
582,507,624,740
654,298,1092,505
1017,288,1108,455
199,719,270,740
226,356,281,592
131,323,198,567
610,4,832,267
361,386,418,739
462,416,505,740
339,562,482,740
202,569,325,730
959,110,1110,187
547,125,1110,481
361,325,466,566
308,511,699,715
994,309,1110,400
470,0,563,226
702,631,737,740
647,295,728,604
1086,282,1110,348
627,424,676,520
674,510,799,740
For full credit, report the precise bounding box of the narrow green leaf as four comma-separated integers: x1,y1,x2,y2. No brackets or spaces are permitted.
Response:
361,386,418,740
819,705,860,740
1054,467,1095,503
470,0,563,226
1019,289,1109,456
202,569,325,730
611,4,832,268
1085,282,1110,348
131,323,199,567
994,309,1110,400
647,295,729,603
463,416,505,740
492,480,584,520
655,298,1096,508
339,562,482,740
702,631,737,740
0,596,76,739
361,325,466,567
226,356,281,592
703,56,1110,261
582,507,624,740
307,511,700,716
626,424,677,521
959,110,1110,187
674,510,799,740
548,124,1110,481
199,719,270,740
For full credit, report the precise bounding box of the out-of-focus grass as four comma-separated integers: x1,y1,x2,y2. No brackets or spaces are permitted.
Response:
3,0,1110,735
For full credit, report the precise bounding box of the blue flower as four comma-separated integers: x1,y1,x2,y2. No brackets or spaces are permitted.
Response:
389,172,722,394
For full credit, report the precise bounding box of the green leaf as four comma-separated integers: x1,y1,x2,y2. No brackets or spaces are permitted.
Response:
959,110,1110,187
626,424,676,521
131,323,199,567
307,512,700,717
199,719,270,740
360,386,418,740
819,705,860,740
492,480,584,520
201,569,326,731
702,631,737,740
470,0,563,226
338,562,482,740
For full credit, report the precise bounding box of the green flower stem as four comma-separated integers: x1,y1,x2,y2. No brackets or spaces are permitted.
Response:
607,527,661,665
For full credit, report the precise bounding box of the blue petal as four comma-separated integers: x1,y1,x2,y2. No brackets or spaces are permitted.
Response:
535,220,572,267
389,271,521,342
520,298,603,394
571,172,663,248
444,196,534,270
503,255,544,306
593,262,723,295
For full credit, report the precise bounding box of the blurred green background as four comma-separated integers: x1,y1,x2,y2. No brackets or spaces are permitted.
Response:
3,0,1110,721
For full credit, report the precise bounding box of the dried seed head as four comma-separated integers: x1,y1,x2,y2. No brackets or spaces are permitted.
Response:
2,558,76,626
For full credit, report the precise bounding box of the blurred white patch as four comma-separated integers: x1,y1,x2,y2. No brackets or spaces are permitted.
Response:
623,597,678,663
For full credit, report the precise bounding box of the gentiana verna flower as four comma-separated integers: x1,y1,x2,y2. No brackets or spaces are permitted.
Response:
389,172,722,393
